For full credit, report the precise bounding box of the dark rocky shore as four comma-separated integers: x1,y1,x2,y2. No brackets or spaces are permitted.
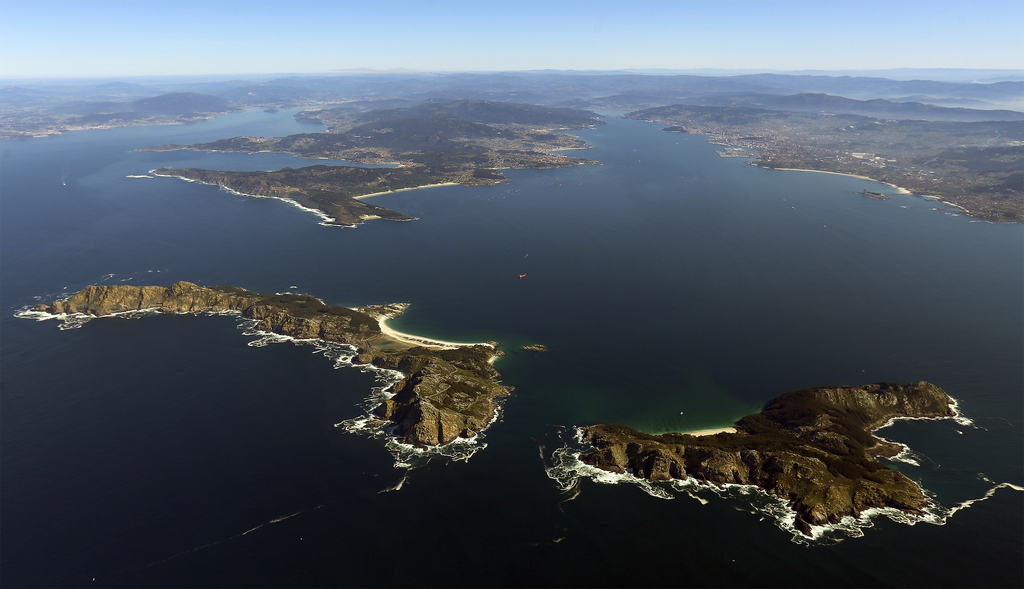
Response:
579,382,956,535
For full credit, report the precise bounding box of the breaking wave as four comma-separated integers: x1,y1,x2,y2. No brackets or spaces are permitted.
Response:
152,170,341,226
238,321,497,471
543,425,1022,545
14,307,167,330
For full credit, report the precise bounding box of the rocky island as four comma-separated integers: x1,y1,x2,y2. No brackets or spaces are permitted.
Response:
578,381,956,536
33,282,509,447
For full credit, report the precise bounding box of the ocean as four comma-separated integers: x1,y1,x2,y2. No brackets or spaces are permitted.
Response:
1,109,1021,587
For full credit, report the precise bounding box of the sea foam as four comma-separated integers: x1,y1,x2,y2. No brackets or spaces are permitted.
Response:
237,319,498,471
151,170,341,225
543,418,1017,545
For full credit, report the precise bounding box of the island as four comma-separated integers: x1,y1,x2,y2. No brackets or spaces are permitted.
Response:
577,381,956,536
627,105,1023,222
32,281,509,447
139,100,603,226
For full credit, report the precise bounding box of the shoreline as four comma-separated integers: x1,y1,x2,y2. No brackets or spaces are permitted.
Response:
684,426,738,436
150,170,341,224
377,316,492,350
353,182,459,200
766,166,912,194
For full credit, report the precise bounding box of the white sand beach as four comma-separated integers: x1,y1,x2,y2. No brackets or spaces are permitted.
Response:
684,427,738,436
771,167,912,194
354,182,459,200
377,316,492,350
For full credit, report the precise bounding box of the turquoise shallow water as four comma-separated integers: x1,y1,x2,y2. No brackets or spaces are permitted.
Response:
1,110,1021,587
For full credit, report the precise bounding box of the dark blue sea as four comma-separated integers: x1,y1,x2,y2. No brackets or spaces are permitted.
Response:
2,109,1021,587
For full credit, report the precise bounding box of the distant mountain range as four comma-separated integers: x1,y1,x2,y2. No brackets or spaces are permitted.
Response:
6,71,1024,114
3,72,1022,140
349,98,605,127
671,92,1024,122
50,92,232,117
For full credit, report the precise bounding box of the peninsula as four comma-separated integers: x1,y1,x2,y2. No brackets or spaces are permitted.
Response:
140,100,602,226
33,282,509,447
627,105,1023,222
578,381,956,536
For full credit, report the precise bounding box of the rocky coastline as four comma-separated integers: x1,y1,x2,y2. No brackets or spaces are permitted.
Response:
33,282,509,448
578,381,956,536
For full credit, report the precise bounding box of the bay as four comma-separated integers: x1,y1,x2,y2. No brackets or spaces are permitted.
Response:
1,109,1021,587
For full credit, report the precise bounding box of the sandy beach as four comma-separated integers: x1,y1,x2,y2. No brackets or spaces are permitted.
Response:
354,182,459,200
685,427,737,436
770,167,912,194
377,316,492,350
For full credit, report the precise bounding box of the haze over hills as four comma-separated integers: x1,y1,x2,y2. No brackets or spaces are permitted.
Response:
669,92,1024,122
4,70,1024,115
2,70,1020,222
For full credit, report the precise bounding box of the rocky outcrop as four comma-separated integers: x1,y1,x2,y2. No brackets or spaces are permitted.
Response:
35,281,260,316
356,347,510,447
246,305,379,349
35,283,509,448
579,382,955,536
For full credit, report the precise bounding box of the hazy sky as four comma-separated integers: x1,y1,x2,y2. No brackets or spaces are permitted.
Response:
1,0,1022,78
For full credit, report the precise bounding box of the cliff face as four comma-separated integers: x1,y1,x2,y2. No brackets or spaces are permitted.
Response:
39,281,259,316
246,305,379,348
34,283,384,348
579,382,955,536
358,347,510,447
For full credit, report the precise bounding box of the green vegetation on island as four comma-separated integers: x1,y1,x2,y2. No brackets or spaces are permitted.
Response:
34,282,510,447
152,165,429,226
143,100,602,225
627,104,1024,222
579,381,956,536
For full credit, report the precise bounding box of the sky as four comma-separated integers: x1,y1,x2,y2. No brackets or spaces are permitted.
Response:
1,0,1022,78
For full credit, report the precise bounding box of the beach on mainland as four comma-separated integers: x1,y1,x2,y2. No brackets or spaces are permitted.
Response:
768,166,912,194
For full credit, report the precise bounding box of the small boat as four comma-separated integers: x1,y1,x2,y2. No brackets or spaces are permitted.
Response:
519,274,527,279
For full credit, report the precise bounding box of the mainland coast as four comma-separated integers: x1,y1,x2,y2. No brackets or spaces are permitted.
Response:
768,167,973,213
766,166,913,195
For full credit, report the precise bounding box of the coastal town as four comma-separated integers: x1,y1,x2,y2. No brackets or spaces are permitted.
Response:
629,105,1023,221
